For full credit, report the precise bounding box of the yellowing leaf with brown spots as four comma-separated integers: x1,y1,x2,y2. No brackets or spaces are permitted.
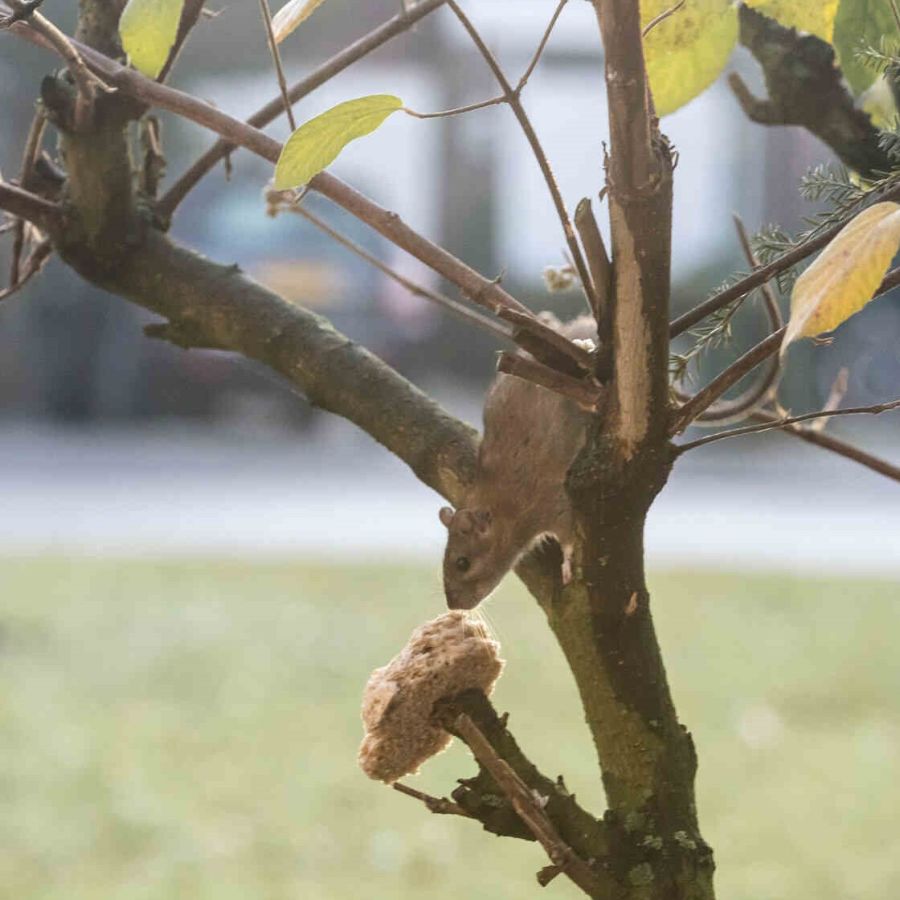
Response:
642,0,738,117
783,202,900,353
745,0,839,41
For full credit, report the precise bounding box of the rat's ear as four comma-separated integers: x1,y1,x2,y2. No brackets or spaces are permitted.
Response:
439,506,456,528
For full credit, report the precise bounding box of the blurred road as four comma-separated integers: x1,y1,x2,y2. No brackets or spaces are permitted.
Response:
0,420,897,575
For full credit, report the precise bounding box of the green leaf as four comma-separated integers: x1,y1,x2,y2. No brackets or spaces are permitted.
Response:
120,0,185,79
274,95,404,190
745,0,839,40
833,0,897,94
782,201,900,353
642,0,738,117
271,0,329,44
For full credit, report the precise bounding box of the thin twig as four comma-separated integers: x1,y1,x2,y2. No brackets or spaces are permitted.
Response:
10,109,46,284
392,782,473,817
5,1,112,128
641,0,685,37
0,237,53,302
447,0,597,314
672,258,900,433
3,8,595,379
516,0,568,92
256,0,297,131
158,0,207,83
810,367,848,432
403,95,506,119
157,0,449,218
497,351,603,411
573,196,611,332
671,328,784,434
675,214,784,427
676,399,900,453
267,190,513,341
0,180,61,231
670,181,900,338
748,409,900,483
453,714,604,898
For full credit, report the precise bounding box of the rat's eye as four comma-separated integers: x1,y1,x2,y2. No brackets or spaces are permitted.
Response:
455,556,471,573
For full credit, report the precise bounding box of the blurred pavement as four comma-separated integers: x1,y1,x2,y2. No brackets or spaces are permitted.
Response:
0,420,897,575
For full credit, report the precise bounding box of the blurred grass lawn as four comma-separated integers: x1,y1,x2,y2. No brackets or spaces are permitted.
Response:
0,559,898,900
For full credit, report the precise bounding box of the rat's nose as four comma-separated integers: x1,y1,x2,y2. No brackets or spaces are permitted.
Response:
445,589,480,611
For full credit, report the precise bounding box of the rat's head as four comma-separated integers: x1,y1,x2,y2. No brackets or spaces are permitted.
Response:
438,506,506,610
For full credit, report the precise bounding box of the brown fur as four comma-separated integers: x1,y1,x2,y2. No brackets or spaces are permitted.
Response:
439,315,596,609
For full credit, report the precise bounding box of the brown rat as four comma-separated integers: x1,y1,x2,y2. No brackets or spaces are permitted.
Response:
439,315,596,609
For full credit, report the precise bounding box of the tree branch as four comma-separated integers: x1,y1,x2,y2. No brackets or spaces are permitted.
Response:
157,0,449,218
266,188,513,342
4,18,596,375
158,0,206,84
673,260,900,434
677,398,900,453
0,180,62,231
447,0,597,313
392,782,472,818
746,408,900,482
432,690,613,894
590,0,672,452
452,712,607,897
733,4,892,179
497,350,604,412
59,226,480,504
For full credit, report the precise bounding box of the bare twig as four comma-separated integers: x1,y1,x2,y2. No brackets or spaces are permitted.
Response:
403,95,506,119
158,0,206,83
256,0,297,131
454,714,604,899
5,1,111,129
673,258,900,434
676,399,900,453
517,0,568,91
811,367,848,432
573,197,612,335
674,214,784,427
0,237,53,302
9,109,46,284
748,408,900,482
447,0,597,313
266,190,513,341
392,782,473,817
157,0,449,218
497,351,603,411
0,180,62,231
672,328,784,434
670,180,900,338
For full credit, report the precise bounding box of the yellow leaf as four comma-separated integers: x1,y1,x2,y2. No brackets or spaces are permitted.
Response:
783,202,900,353
744,0,839,41
119,0,185,79
274,95,404,190
642,0,738,117
271,0,329,44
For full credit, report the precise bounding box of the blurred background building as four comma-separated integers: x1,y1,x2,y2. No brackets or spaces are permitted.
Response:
0,0,897,565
